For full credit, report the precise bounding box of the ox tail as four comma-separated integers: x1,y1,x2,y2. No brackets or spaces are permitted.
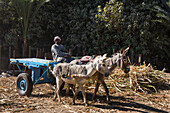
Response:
71,74,90,79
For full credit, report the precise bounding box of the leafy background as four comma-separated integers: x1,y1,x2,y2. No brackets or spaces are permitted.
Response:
0,0,169,72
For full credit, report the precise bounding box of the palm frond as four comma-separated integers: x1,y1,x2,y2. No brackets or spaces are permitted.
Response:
11,0,50,38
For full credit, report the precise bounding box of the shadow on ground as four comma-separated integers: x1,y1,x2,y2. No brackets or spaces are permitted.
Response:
93,100,168,113
29,89,168,113
91,94,168,113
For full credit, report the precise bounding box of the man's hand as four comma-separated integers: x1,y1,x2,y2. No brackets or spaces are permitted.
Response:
67,54,71,57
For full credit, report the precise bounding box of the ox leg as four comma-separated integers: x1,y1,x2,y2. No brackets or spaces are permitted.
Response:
70,84,75,96
66,84,75,96
101,80,110,102
82,90,87,106
92,82,100,102
79,84,87,106
73,84,87,106
53,77,63,103
66,83,70,96
59,82,65,91
53,77,58,101
73,87,80,105
53,89,57,101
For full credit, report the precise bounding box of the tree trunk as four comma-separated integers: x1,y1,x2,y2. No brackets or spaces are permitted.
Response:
14,36,19,57
23,37,27,57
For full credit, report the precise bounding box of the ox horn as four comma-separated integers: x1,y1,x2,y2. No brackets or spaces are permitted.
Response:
103,53,107,57
102,53,108,61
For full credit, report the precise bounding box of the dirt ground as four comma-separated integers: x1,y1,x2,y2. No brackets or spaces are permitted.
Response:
0,73,170,113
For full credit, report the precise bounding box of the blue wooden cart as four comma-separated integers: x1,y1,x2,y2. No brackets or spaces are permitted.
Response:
10,58,58,96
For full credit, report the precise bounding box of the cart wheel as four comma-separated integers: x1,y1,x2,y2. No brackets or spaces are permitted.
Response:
16,73,33,96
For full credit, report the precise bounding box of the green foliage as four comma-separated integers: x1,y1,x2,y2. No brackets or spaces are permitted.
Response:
27,0,170,71
0,0,19,45
167,0,170,6
28,0,107,53
152,5,170,30
0,0,169,72
95,0,124,31
11,0,49,46
94,0,170,71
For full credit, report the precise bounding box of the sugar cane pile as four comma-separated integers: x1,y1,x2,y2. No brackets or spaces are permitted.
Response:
105,63,167,94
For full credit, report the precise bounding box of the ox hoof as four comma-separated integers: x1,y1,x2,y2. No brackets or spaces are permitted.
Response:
92,100,96,103
92,97,97,103
84,103,88,107
72,100,76,105
107,100,111,104
61,101,65,104
106,97,111,103
53,98,56,101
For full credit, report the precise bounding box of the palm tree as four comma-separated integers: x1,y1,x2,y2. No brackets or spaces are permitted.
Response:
152,1,170,29
11,0,50,57
152,2,170,58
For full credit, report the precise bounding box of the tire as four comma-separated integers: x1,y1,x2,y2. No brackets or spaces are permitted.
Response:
16,73,33,96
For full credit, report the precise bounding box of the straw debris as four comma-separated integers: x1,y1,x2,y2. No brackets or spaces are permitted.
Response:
106,63,167,94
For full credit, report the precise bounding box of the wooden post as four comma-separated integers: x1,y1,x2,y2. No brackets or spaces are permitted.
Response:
113,49,115,54
42,48,45,58
131,51,134,64
36,48,39,58
13,50,15,58
44,53,47,60
39,48,41,58
0,45,1,72
98,50,101,55
9,46,11,58
138,54,142,65
29,46,31,58
69,48,72,56
8,46,11,71
42,48,45,53
13,50,16,75
40,49,42,58
22,44,25,58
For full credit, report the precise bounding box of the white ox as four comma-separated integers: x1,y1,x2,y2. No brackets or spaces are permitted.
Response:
50,54,110,106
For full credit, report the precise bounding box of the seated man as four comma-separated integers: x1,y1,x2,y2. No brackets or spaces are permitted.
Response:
51,36,73,63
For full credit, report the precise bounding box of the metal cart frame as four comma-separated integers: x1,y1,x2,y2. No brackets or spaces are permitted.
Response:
10,58,58,96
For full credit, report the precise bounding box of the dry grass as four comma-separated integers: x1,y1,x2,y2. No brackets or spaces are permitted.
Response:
0,63,169,112
106,63,167,94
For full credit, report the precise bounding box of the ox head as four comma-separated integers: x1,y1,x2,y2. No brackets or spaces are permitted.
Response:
111,47,130,73
92,54,110,77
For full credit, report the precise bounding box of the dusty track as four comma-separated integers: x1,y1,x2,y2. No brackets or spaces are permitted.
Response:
0,74,170,113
